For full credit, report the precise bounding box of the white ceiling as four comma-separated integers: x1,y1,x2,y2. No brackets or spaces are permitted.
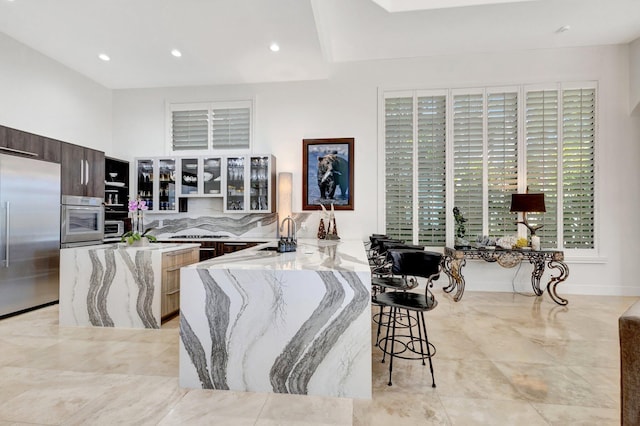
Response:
0,0,639,89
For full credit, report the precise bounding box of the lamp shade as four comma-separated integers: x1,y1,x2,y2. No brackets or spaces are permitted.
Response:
510,193,546,213
278,172,292,223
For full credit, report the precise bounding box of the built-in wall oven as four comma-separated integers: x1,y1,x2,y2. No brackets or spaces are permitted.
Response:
60,195,104,247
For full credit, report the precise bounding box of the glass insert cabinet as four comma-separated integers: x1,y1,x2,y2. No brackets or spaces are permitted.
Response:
225,155,275,213
179,157,223,197
135,155,275,214
136,158,177,212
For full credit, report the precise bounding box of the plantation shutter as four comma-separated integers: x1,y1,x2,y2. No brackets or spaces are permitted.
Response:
487,91,518,236
171,109,209,150
417,95,447,244
562,88,595,249
211,107,251,149
385,96,414,242
453,93,484,239
526,90,558,248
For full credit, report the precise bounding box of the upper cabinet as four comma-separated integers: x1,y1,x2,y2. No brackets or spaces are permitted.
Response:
225,154,275,213
134,154,275,214
136,157,178,212
0,125,61,163
61,142,105,198
105,157,130,220
179,156,223,198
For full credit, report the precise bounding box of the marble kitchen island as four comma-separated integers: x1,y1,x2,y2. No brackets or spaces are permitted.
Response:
179,238,372,399
60,243,199,329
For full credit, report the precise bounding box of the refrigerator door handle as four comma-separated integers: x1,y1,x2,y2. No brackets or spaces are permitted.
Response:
4,201,9,267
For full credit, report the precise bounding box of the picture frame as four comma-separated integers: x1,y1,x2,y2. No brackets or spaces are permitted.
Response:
302,138,354,210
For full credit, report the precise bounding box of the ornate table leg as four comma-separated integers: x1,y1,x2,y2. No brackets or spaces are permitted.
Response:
442,255,456,293
528,254,546,296
546,260,569,306
442,253,466,302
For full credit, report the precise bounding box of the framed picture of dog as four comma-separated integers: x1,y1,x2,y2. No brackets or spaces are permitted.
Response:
302,138,354,210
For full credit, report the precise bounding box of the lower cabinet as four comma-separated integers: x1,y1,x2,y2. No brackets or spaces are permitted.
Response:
218,241,259,255
161,246,199,319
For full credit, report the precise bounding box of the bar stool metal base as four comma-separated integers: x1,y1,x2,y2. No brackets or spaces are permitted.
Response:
378,306,436,387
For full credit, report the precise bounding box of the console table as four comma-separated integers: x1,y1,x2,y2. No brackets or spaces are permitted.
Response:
442,247,569,306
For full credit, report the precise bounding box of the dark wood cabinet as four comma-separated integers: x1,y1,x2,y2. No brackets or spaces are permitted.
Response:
61,142,105,197
217,241,259,255
0,125,61,163
167,240,260,262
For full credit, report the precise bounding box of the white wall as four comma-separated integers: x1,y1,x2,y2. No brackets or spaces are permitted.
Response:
0,32,112,152
113,44,640,297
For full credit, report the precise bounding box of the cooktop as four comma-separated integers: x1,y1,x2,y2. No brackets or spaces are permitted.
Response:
169,235,229,239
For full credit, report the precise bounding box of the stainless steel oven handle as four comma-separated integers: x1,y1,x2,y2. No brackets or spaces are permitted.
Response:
4,202,9,267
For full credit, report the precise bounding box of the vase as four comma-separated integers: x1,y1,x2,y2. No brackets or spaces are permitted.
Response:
130,236,150,247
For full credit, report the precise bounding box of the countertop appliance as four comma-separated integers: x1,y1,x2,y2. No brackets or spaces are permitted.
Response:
61,195,104,248
104,219,125,239
0,153,61,318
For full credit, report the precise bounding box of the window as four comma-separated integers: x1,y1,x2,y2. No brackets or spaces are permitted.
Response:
168,100,253,153
383,83,596,251
384,92,447,245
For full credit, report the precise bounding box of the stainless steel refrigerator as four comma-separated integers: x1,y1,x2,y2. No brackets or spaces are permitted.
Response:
0,153,60,318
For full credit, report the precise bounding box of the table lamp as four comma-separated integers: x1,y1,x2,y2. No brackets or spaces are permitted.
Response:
510,193,545,249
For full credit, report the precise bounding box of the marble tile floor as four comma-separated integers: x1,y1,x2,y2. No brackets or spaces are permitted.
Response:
0,290,635,425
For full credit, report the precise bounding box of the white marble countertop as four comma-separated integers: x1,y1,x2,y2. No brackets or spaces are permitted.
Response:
71,242,201,251
186,238,369,272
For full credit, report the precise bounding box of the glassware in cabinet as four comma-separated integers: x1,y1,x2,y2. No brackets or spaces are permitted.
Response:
158,159,176,211
203,157,222,195
225,156,245,211
135,158,178,213
180,158,199,196
249,155,272,212
136,159,155,211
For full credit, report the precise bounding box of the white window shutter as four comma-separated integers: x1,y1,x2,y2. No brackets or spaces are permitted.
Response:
385,96,414,242
211,107,251,149
526,90,559,248
487,91,519,236
453,93,484,239
417,95,447,244
171,109,209,150
562,88,595,249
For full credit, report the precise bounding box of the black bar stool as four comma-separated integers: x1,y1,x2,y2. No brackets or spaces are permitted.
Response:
373,249,442,387
370,243,425,344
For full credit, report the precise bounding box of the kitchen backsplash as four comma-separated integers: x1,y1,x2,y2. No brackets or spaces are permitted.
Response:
145,211,314,239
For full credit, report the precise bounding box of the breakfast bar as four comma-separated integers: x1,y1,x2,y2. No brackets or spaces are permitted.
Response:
59,243,200,329
178,238,372,399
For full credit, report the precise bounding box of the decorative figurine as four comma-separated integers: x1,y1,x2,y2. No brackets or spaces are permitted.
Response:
317,217,327,239
453,206,470,248
325,203,340,240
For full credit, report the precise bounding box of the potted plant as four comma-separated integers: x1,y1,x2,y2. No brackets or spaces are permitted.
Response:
121,197,157,246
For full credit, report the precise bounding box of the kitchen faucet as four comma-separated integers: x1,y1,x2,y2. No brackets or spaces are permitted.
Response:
279,216,297,252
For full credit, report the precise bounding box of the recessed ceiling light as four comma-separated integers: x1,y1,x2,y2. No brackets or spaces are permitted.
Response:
171,49,182,58
556,25,571,34
269,43,280,52
98,53,110,62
